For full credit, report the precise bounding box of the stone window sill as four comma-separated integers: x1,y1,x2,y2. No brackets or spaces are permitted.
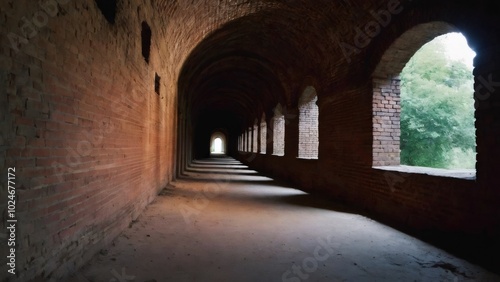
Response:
373,165,476,180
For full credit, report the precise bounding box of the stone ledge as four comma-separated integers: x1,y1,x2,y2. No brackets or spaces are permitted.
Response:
373,165,476,180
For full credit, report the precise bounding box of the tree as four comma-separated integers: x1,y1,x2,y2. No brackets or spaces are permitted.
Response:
400,35,476,169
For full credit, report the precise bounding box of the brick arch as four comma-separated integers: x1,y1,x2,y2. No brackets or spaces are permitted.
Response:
372,21,457,79
7,1,500,281
298,86,317,106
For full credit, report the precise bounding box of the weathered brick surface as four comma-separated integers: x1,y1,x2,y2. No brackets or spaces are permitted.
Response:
0,0,180,280
2,0,500,280
259,115,267,154
272,105,285,156
226,0,500,259
298,86,319,159
373,77,401,166
252,123,258,153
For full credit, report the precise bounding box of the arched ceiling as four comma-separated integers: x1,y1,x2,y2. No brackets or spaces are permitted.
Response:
170,0,489,136
177,7,331,132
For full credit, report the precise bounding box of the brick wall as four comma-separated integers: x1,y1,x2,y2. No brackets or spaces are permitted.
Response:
272,105,285,156
253,123,258,153
248,127,252,152
298,86,319,159
243,133,246,152
246,129,250,152
2,0,500,280
260,117,267,154
234,1,500,257
373,77,401,166
0,1,177,280
241,131,244,151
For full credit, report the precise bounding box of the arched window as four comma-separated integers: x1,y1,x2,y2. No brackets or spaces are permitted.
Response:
273,104,285,156
298,86,319,159
260,113,267,154
372,22,476,178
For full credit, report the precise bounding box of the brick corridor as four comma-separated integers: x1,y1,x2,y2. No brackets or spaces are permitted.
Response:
77,158,499,282
3,2,500,280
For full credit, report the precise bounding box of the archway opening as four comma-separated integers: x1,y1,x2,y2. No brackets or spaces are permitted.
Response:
372,22,477,178
214,138,223,153
400,32,476,169
210,132,227,155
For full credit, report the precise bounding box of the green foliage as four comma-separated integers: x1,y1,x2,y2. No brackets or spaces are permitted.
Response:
400,36,476,169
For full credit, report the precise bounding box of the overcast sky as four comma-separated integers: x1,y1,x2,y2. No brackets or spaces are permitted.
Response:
439,32,476,69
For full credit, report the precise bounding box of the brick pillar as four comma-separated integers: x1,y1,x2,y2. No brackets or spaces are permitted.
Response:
248,127,254,153
474,43,500,188
247,127,252,152
253,122,258,153
266,114,274,155
372,77,401,166
285,107,299,158
244,130,248,152
260,116,267,154
256,120,261,154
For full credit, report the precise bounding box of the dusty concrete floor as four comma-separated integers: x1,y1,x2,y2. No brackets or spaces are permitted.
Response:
76,157,500,282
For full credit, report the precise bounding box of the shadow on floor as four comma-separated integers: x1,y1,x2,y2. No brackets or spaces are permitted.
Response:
176,157,500,276
185,168,259,176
